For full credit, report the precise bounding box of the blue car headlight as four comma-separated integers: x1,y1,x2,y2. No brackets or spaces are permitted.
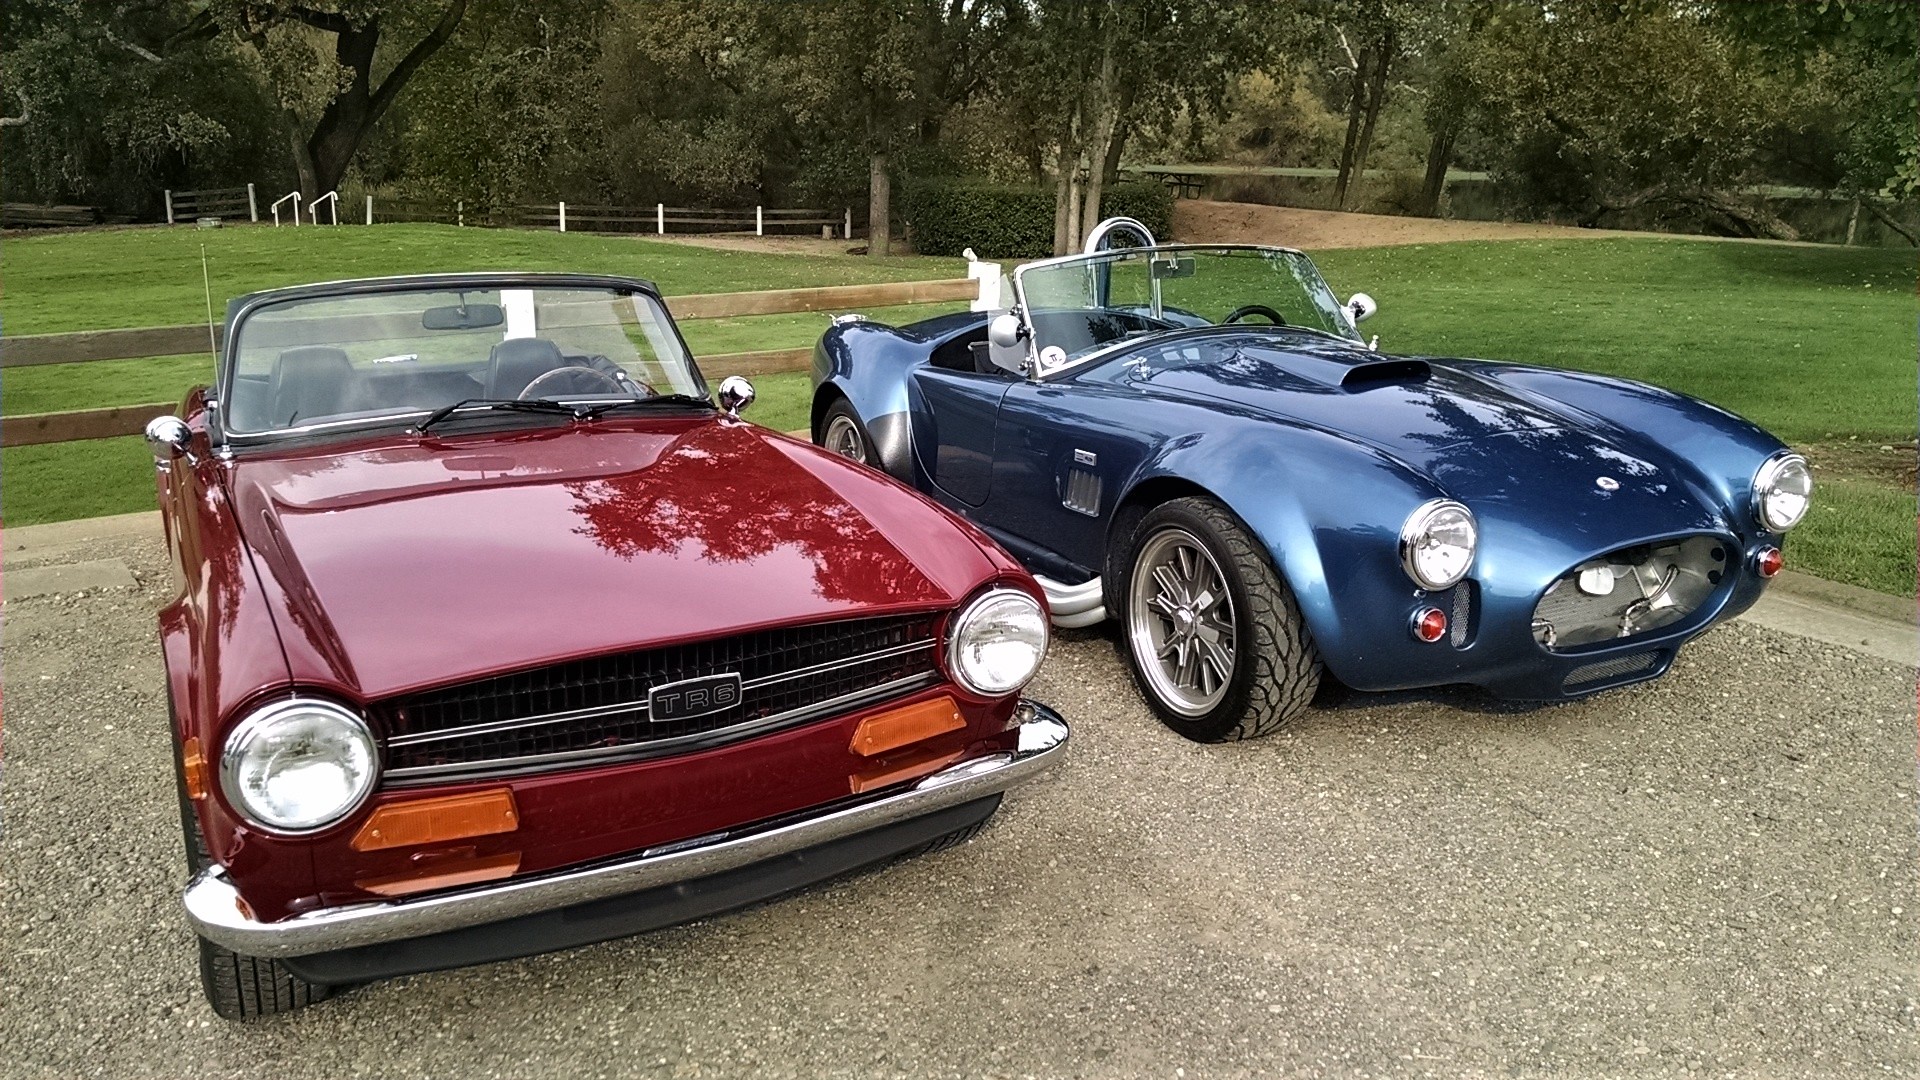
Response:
1752,452,1812,532
1399,499,1477,591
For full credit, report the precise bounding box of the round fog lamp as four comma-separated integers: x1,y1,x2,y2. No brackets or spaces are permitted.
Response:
948,588,1049,696
1755,547,1783,579
220,698,378,833
1411,607,1448,643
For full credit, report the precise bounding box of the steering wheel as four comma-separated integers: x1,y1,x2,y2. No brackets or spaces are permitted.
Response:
1221,304,1288,326
518,365,626,399
586,355,655,397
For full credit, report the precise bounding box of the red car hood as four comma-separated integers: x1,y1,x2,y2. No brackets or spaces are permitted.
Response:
224,417,996,701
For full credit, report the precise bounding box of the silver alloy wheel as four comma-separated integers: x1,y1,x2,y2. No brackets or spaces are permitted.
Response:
823,414,866,461
1128,526,1236,717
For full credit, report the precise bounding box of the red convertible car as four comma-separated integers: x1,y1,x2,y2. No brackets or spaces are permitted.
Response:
149,272,1067,1018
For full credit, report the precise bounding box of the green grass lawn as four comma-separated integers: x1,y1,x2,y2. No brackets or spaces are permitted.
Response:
4,225,1912,594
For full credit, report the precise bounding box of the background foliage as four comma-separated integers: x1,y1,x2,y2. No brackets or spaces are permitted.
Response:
901,179,1171,257
2,1,1914,246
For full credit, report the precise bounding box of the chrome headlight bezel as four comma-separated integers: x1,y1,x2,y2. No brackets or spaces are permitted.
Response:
945,587,1050,697
219,697,380,835
1398,498,1478,591
1752,451,1812,533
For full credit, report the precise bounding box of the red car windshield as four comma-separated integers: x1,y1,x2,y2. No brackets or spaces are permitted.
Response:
223,285,704,436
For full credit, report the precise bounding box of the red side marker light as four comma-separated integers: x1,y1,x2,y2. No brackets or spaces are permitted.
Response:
1756,547,1783,579
1412,607,1448,643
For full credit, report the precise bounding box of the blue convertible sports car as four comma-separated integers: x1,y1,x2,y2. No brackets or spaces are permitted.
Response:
809,218,1812,742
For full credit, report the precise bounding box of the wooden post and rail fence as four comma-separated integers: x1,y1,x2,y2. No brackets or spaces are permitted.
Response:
0,277,978,449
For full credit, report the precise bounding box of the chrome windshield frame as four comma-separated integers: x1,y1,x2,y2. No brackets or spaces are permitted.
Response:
1008,243,1353,381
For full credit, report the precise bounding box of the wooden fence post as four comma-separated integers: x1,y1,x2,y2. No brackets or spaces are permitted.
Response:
247,183,258,223
558,201,567,233
756,205,764,236
657,203,665,235
843,207,852,240
164,190,174,225
457,200,464,227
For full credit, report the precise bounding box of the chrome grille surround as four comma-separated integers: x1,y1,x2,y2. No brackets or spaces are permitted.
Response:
1532,536,1729,652
376,612,943,784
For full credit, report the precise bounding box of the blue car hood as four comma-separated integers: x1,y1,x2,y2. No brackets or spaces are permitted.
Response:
1127,338,1726,540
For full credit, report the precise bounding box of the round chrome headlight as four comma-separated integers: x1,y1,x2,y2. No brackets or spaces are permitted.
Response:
1753,452,1812,532
220,698,378,833
947,587,1049,696
1399,498,1477,591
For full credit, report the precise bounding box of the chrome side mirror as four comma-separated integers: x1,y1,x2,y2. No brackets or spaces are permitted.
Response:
716,375,755,417
1346,292,1378,326
988,313,1023,349
144,415,192,466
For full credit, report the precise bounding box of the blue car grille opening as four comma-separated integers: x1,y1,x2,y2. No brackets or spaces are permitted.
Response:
1449,581,1474,648
375,612,944,782
1562,651,1662,691
1532,536,1727,652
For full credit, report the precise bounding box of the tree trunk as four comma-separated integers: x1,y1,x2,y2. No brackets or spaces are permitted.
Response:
1346,35,1394,211
286,114,320,196
1077,42,1122,246
257,1,469,199
1332,46,1373,210
1052,105,1083,256
1418,120,1457,218
1065,166,1085,254
868,151,891,256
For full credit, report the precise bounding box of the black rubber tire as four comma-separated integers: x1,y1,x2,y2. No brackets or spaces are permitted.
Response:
818,398,881,468
895,795,1000,861
198,938,334,1020
172,711,333,1020
1114,497,1322,742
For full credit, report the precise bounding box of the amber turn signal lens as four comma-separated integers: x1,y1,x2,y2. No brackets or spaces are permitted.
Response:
1411,607,1448,643
1755,546,1784,579
848,695,966,758
850,748,965,794
351,788,519,852
354,852,521,897
180,737,209,801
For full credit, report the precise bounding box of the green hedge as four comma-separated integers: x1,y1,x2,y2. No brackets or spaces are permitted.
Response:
900,179,1174,259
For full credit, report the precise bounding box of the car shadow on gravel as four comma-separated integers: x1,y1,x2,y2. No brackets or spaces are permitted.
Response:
1052,620,1581,725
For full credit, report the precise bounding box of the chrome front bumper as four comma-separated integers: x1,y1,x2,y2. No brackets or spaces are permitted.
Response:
185,703,1069,958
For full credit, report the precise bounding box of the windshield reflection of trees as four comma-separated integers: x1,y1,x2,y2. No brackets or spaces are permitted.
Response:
566,424,942,606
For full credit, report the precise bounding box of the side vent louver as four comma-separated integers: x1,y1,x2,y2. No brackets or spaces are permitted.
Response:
1062,469,1102,517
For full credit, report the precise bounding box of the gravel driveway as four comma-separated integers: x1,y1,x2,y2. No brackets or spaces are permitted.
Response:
2,531,1914,1079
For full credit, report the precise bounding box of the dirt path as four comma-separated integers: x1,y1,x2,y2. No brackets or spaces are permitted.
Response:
1174,200,1632,248
643,198,1830,257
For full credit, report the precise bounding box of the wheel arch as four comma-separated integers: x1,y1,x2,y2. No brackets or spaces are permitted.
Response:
811,322,924,483
809,381,850,443
1110,422,1447,688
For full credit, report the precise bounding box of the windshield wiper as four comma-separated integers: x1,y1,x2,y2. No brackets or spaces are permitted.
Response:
413,397,584,434
576,394,715,419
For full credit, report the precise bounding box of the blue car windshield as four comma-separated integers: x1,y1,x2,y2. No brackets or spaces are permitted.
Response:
1013,246,1360,375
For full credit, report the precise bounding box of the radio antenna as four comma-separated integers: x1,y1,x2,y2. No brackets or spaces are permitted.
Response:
200,244,218,362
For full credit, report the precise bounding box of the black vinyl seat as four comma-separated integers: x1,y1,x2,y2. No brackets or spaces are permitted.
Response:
486,337,567,399
268,346,356,427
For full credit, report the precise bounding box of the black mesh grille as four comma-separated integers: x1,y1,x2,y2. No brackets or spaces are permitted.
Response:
1563,651,1661,689
377,612,943,780
1449,581,1474,648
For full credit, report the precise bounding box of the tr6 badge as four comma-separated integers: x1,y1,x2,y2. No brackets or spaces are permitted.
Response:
648,673,743,723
